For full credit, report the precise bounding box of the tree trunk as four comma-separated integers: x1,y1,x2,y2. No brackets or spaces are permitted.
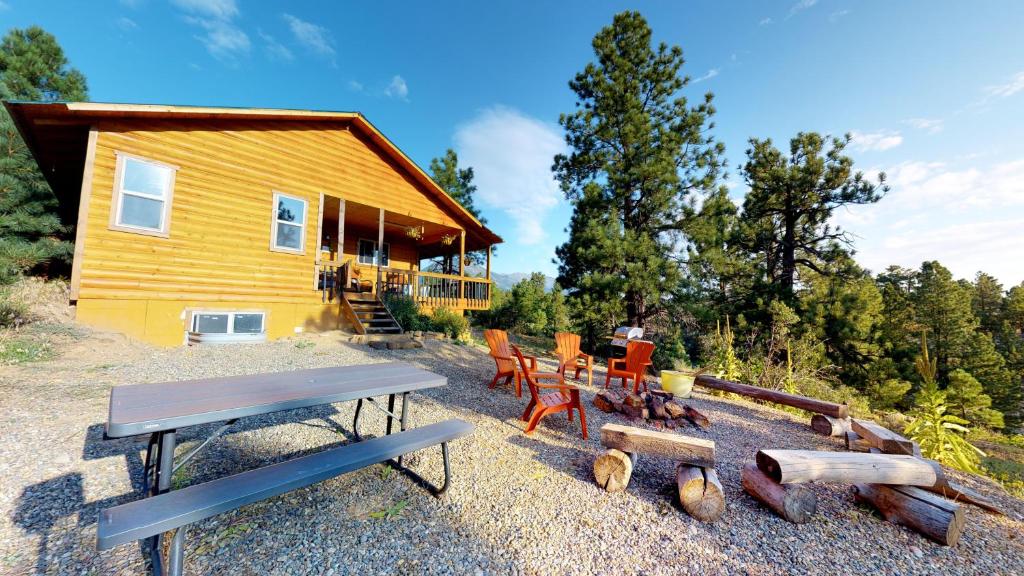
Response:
600,423,715,467
780,210,797,298
755,450,938,486
676,465,726,522
695,375,849,418
740,463,817,523
593,449,637,492
850,419,918,455
852,484,965,546
845,431,872,452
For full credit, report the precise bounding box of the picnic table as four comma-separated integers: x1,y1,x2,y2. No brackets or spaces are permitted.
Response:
98,362,472,576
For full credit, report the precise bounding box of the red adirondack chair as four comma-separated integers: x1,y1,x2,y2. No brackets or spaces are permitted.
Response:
513,345,588,439
553,332,594,386
605,340,656,394
484,329,535,397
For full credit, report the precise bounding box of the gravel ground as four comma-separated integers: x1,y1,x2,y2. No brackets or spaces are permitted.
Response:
1,328,1022,576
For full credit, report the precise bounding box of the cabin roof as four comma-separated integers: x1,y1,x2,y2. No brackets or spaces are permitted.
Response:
3,101,502,247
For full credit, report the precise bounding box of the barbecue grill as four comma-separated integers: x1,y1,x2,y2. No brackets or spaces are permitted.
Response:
608,326,645,359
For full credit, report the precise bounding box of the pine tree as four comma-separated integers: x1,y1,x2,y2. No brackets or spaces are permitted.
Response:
429,149,484,223
946,369,1004,429
963,332,1020,429
553,11,725,330
912,261,977,382
971,272,1004,336
0,26,88,282
737,132,886,302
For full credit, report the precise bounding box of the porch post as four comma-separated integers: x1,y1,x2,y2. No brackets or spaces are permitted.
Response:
459,230,465,301
486,244,491,281
337,198,345,261
377,207,385,292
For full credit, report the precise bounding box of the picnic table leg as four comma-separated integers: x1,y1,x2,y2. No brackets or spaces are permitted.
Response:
353,398,364,441
150,430,180,576
398,393,409,467
386,394,396,435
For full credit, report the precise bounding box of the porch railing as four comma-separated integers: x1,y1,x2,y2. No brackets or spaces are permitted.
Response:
376,267,491,311
315,260,347,303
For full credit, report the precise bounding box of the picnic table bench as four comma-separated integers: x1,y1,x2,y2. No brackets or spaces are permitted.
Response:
96,362,472,576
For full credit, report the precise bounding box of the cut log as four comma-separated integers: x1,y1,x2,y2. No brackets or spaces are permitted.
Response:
624,394,645,408
811,414,851,437
755,450,937,486
600,423,715,467
664,400,686,419
852,484,965,546
593,391,617,413
646,395,668,420
620,405,648,420
694,375,848,418
845,431,872,452
740,463,817,523
676,465,726,522
916,459,1006,515
851,419,917,455
682,405,711,429
593,449,637,492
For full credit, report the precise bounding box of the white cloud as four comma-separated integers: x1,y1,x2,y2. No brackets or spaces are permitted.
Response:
887,159,1024,210
759,17,774,26
385,75,409,100
788,0,818,18
347,80,364,92
454,106,566,245
985,70,1024,99
173,0,249,62
258,29,293,62
849,129,903,152
828,9,851,22
903,117,944,134
172,0,238,20
692,68,720,84
115,16,138,31
282,13,335,57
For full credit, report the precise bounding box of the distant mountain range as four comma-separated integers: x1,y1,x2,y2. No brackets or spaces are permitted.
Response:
465,266,556,292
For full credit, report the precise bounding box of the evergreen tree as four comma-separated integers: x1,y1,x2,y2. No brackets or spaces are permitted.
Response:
963,331,1021,429
427,148,486,271
737,132,886,302
545,283,569,336
553,11,725,330
912,261,976,382
946,369,1004,429
0,26,88,282
972,272,1004,336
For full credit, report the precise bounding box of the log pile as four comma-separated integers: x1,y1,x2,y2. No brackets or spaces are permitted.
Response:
593,423,724,522
694,374,849,418
593,389,712,430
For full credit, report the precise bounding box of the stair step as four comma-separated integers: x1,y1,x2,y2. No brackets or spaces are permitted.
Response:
364,319,398,325
366,327,403,334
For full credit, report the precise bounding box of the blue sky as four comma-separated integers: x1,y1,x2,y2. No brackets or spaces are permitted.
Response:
3,1,1023,285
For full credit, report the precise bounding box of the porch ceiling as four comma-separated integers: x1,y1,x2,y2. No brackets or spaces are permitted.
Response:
340,200,491,253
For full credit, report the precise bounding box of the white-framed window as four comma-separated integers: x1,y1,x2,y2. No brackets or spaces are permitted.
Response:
357,238,389,266
271,191,307,254
190,311,266,334
110,153,177,237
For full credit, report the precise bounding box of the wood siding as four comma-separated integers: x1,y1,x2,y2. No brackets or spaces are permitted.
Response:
74,118,469,345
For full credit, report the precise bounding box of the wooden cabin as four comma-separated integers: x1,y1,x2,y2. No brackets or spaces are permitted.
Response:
6,102,501,346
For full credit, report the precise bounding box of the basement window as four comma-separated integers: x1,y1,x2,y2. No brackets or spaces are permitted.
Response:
110,153,177,237
188,311,267,344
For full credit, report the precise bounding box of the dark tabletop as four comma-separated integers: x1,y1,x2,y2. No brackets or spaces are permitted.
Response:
106,362,446,437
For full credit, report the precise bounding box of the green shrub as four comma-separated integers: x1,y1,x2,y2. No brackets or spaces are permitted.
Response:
430,307,469,340
0,288,30,328
0,336,54,365
383,294,431,332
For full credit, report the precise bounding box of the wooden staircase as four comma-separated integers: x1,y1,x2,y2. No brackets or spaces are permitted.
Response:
342,293,402,335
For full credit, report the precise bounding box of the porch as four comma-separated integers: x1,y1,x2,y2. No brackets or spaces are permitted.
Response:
311,196,495,329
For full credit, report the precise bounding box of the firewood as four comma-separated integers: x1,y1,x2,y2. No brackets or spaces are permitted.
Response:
682,405,711,429
845,431,872,452
593,391,617,413
917,459,1006,515
755,450,937,486
676,465,726,522
853,484,965,546
664,400,686,419
650,389,673,400
624,394,645,408
851,419,917,455
811,414,851,437
694,375,849,418
593,449,637,492
620,405,647,419
600,423,715,467
646,395,668,420
740,463,817,523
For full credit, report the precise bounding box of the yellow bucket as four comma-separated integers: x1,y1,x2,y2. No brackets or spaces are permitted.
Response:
660,370,695,398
